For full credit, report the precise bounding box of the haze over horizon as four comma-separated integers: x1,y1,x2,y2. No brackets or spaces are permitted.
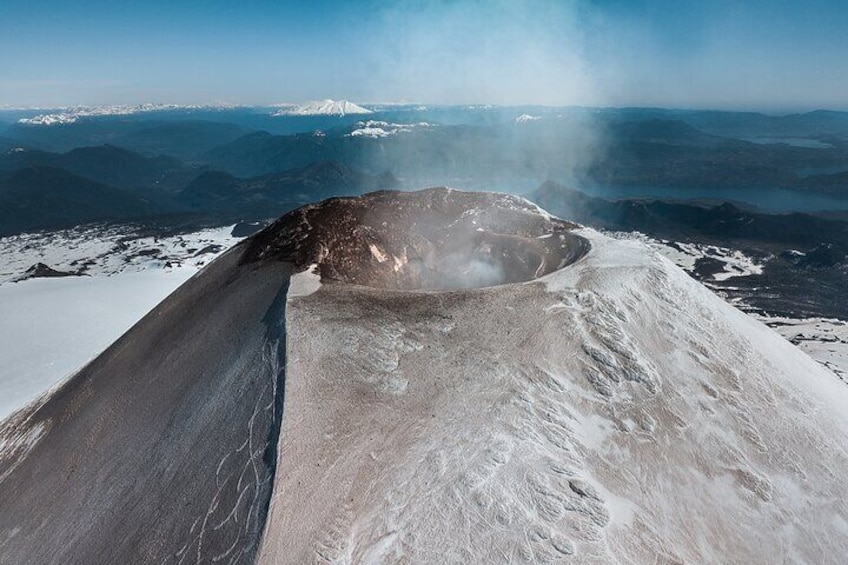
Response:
1,0,847,112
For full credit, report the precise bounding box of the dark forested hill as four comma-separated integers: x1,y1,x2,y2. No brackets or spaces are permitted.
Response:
0,167,161,235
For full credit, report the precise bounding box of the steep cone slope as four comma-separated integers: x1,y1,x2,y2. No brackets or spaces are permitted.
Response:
2,188,848,564
258,209,848,562
0,248,293,564
0,188,588,564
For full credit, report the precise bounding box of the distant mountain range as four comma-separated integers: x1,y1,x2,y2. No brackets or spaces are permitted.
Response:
271,99,372,117
0,144,191,191
0,166,159,234
533,181,848,248
3,119,252,157
178,161,399,215
16,104,219,125
0,149,399,235
1,104,848,237
1,103,847,339
532,181,848,320
196,116,848,194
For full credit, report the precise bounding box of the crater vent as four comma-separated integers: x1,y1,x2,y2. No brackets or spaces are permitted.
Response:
243,188,590,291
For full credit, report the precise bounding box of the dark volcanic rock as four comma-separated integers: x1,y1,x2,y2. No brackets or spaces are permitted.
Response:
693,257,727,279
17,262,79,280
244,187,589,291
796,243,845,269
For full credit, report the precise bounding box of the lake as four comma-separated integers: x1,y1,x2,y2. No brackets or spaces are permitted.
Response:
581,185,848,213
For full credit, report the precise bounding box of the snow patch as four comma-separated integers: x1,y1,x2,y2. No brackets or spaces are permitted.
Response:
758,316,848,381
0,224,241,283
617,233,764,282
346,120,434,138
368,244,389,263
288,265,322,298
611,231,848,380
515,114,541,123
0,224,244,420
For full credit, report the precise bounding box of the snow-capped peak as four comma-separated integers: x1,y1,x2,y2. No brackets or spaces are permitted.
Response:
271,99,372,117
515,113,542,124
16,103,238,126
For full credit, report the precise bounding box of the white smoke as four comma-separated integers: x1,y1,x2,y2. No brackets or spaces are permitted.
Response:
436,254,507,290
361,0,597,106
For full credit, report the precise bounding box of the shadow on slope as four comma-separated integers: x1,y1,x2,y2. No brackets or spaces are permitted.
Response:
0,245,291,564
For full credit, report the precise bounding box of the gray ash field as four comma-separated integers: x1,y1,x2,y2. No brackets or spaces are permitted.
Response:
2,189,848,564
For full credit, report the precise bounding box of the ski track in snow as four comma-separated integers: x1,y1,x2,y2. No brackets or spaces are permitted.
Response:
173,344,281,565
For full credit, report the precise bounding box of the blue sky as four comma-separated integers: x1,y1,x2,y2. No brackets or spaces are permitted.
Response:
1,0,847,110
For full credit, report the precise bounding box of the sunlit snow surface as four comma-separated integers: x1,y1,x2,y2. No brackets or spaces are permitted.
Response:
758,316,848,382
0,225,242,419
618,232,848,381
260,227,848,563
0,224,240,282
613,232,765,283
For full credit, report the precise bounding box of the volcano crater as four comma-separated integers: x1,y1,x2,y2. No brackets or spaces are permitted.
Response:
243,188,590,291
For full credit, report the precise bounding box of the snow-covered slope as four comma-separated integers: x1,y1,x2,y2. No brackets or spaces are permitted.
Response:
0,269,196,421
0,224,241,283
271,99,372,117
0,224,242,420
759,316,848,382
256,224,848,563
0,246,290,564
624,231,848,379
1,189,847,563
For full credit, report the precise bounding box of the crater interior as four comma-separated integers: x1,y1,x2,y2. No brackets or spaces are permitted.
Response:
244,188,590,291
